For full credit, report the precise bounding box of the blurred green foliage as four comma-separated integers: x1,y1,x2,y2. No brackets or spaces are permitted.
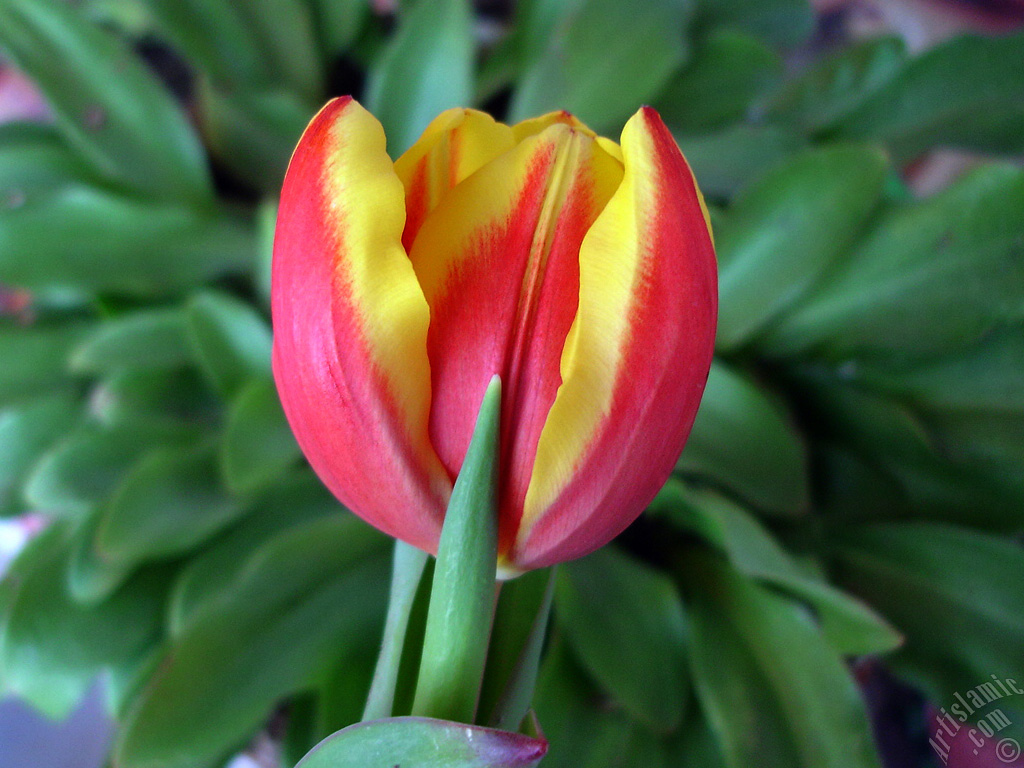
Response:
0,0,1022,766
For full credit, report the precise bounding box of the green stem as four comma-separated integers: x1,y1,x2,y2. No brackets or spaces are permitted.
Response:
411,376,501,723
362,539,429,721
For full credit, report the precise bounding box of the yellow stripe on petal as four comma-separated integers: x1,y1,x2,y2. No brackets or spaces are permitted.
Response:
512,107,716,569
394,108,515,250
512,111,597,143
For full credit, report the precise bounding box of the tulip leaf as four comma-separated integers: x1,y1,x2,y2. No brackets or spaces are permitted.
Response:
0,187,255,296
366,0,474,155
556,546,689,732
70,308,192,374
0,0,212,204
834,31,1024,159
220,378,300,494
115,516,390,768
186,291,272,398
509,0,691,132
0,523,167,719
0,323,88,407
675,124,806,200
828,522,1024,704
296,717,547,768
655,29,782,135
653,481,902,655
761,35,907,133
677,360,809,515
0,393,80,516
679,552,882,768
715,144,888,351
167,472,340,635
412,377,500,723
697,0,814,48
0,122,100,196
96,442,244,567
763,164,1024,361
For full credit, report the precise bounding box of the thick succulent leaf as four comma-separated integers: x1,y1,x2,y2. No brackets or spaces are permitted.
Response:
95,442,244,567
556,546,689,732
0,186,255,296
655,29,782,135
0,0,212,204
296,717,547,768
220,378,300,494
761,35,907,133
696,0,814,48
308,0,369,56
0,523,167,719
0,323,88,407
114,516,390,768
0,393,80,516
365,0,474,155
763,164,1024,360
715,144,888,350
679,552,882,768
834,31,1024,159
676,360,809,515
509,0,691,132
828,522,1024,703
92,367,220,436
675,124,806,200
167,471,339,635
186,291,272,398
0,121,100,195
70,308,192,374
653,481,902,655
24,423,191,520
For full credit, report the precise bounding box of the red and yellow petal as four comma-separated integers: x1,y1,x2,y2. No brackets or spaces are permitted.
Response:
509,107,717,572
272,97,451,553
408,122,624,557
394,108,515,252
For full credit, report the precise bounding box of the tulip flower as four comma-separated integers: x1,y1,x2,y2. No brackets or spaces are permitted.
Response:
272,97,716,575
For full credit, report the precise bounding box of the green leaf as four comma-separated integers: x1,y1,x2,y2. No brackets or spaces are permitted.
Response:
115,515,390,768
0,0,212,204
93,368,219,435
167,471,341,635
68,509,134,603
677,360,809,515
70,308,192,373
761,35,907,133
715,144,888,350
509,0,691,132
0,393,80,516
186,291,272,398
0,323,87,406
412,377,500,723
697,0,813,48
557,546,689,732
0,122,100,197
679,552,882,768
296,717,547,768
828,522,1024,703
220,378,300,494
0,187,255,296
652,481,902,655
478,567,554,731
196,80,312,193
655,29,782,135
834,31,1024,159
24,423,188,519
676,124,806,200
308,0,369,56
763,164,1024,360
366,0,474,155
96,442,243,567
0,523,167,719
232,0,325,98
